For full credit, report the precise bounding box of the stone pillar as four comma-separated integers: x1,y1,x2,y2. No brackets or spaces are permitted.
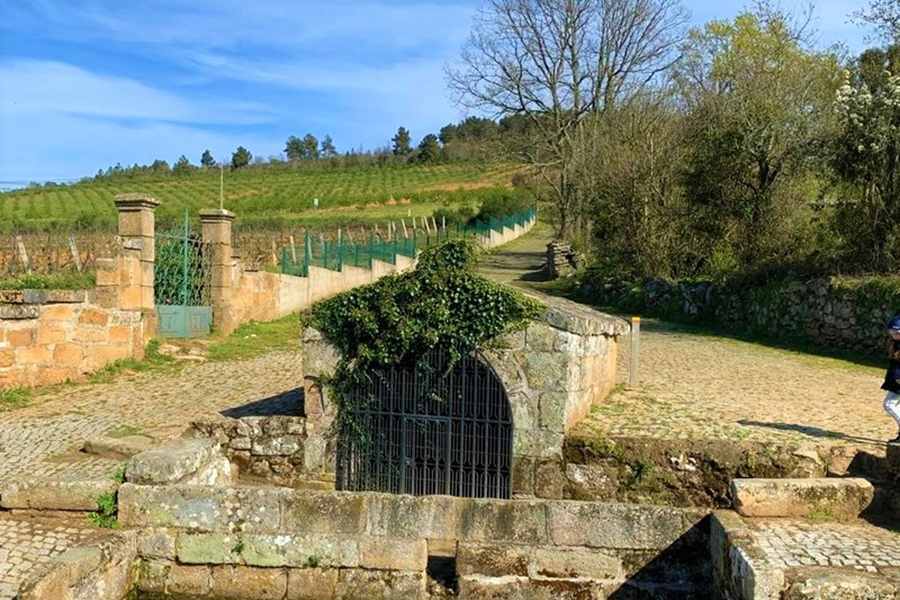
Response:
114,193,159,311
200,208,237,334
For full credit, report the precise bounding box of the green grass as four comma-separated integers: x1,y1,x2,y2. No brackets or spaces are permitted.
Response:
1,162,515,233
207,314,300,362
88,339,179,383
0,386,32,411
0,272,96,290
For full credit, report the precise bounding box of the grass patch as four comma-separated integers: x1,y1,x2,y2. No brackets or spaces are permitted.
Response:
0,386,32,411
105,424,145,438
207,313,300,362
0,271,96,290
88,339,178,383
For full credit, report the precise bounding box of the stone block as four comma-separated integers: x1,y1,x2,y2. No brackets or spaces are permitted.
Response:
125,438,224,485
459,499,549,544
0,349,13,368
118,484,286,533
0,304,39,319
17,345,53,366
281,491,367,534
7,327,35,347
52,343,83,368
336,570,425,600
0,479,118,511
366,494,465,539
525,322,559,351
252,435,303,456
457,543,530,577
138,529,176,560
731,478,874,520
547,501,704,550
286,567,339,600
178,533,359,568
166,564,212,597
359,536,427,571
78,307,109,327
458,575,607,599
539,391,572,433
534,459,567,499
784,570,899,599
523,351,568,391
137,559,170,594
210,565,288,600
83,435,156,460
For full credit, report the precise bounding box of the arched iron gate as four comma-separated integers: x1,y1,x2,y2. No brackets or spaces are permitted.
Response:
337,349,513,499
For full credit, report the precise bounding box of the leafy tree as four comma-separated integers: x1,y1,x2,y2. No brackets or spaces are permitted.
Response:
321,134,337,157
416,134,442,163
231,146,252,170
831,54,900,270
285,136,304,161
173,155,193,174
448,0,689,238
675,7,840,268
302,134,320,160
392,127,412,155
200,149,216,168
150,159,170,173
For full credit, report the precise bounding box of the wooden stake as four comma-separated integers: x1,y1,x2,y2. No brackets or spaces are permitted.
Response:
629,316,641,385
401,219,409,238
289,235,297,263
68,235,82,272
14,235,31,274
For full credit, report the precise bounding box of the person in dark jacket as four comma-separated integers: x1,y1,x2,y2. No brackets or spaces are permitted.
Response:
882,314,900,443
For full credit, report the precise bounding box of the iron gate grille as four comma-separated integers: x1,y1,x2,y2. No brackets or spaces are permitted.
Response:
337,349,513,499
154,211,212,338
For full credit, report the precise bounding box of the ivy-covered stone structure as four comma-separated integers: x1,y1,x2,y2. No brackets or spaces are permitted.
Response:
301,295,628,497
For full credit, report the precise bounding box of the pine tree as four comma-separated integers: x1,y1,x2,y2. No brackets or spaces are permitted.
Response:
200,149,215,168
321,134,337,157
302,134,320,159
416,134,441,163
231,146,252,169
285,136,304,161
392,127,412,155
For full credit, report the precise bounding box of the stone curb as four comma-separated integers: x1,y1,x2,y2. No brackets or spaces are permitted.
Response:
731,478,874,520
0,479,119,511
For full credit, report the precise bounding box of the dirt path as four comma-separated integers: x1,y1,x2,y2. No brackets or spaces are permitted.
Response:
480,226,895,451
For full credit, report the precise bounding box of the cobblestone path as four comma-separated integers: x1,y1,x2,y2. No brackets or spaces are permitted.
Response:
0,350,304,484
479,226,895,450
752,518,900,572
0,516,102,600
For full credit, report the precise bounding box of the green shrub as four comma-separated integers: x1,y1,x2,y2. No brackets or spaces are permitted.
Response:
0,272,96,290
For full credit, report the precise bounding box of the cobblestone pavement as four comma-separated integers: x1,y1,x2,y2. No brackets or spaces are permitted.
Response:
0,351,304,483
582,321,893,449
480,226,895,450
752,518,900,573
0,516,102,600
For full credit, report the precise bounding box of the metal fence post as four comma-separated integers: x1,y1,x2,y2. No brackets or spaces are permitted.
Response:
629,316,641,385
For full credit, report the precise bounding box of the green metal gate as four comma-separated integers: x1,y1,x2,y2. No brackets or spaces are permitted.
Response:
154,212,212,338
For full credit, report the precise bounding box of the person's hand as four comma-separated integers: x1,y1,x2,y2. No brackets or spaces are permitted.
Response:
889,330,900,341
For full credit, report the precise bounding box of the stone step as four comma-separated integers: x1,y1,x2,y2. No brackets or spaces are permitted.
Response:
0,479,118,511
731,478,874,520
82,434,157,460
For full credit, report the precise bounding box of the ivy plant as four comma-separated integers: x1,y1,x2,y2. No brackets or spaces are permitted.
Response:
310,239,544,435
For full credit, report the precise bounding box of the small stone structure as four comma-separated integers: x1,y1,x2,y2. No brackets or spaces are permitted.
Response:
301,295,627,495
544,240,578,279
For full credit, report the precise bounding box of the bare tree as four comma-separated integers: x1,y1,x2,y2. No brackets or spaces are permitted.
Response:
853,0,900,42
447,0,688,238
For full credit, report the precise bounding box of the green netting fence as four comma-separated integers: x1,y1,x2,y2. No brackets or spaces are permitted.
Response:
280,207,536,277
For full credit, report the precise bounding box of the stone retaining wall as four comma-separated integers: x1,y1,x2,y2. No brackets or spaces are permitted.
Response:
0,288,146,388
579,274,900,356
118,484,712,598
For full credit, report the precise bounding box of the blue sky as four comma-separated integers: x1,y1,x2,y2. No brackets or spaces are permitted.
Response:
0,0,872,183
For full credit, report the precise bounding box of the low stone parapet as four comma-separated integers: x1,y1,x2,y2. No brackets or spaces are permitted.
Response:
118,484,712,597
0,479,118,512
731,478,874,520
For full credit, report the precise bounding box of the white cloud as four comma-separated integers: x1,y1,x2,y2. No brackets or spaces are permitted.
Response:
0,110,280,182
0,59,273,125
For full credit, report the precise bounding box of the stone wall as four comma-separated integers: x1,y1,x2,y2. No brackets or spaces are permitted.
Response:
0,289,146,388
579,274,900,356
118,483,712,599
301,295,627,495
188,417,324,488
205,210,535,335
